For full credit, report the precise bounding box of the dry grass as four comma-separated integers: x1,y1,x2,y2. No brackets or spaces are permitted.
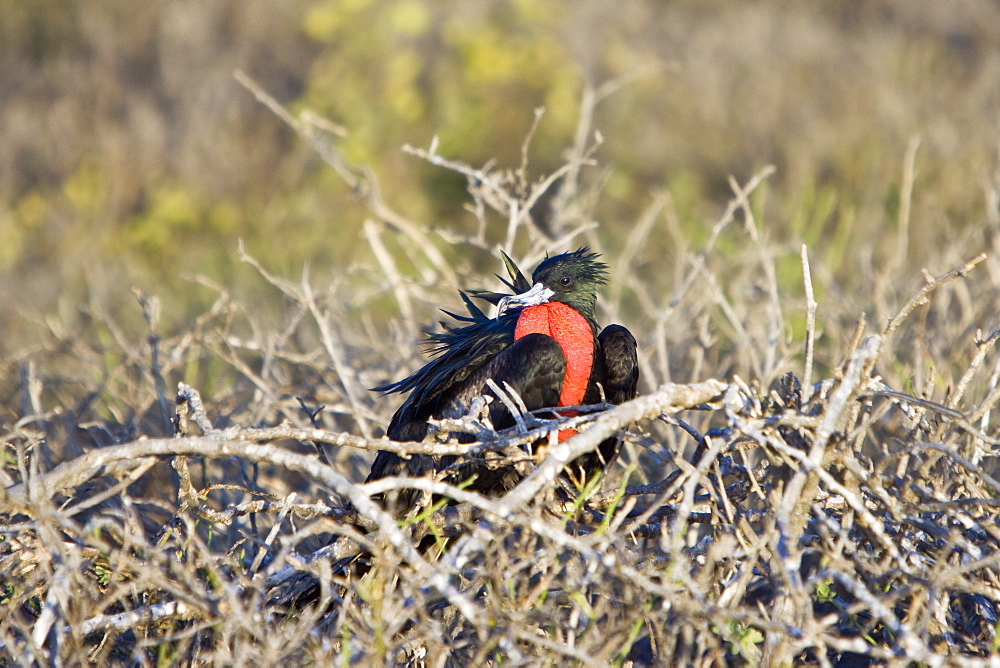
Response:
4,63,1000,665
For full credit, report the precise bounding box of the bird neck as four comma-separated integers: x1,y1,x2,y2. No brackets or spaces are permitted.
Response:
513,302,595,407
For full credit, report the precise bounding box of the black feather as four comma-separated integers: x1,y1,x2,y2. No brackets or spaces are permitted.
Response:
369,248,639,501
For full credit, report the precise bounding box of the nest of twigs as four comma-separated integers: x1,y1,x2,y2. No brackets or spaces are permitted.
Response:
4,288,1000,665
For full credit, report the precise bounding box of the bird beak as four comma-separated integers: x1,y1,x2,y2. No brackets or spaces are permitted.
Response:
496,282,554,318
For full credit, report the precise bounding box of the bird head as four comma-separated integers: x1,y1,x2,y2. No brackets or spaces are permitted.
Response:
497,248,607,320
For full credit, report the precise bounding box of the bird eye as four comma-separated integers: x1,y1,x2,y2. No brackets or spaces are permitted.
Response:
559,275,573,287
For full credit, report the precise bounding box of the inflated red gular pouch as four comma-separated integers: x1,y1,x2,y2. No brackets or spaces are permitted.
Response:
514,301,594,441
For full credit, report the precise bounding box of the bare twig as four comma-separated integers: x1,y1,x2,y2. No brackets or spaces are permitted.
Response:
881,254,987,345
234,70,456,286
729,173,783,381
498,379,727,511
801,245,817,396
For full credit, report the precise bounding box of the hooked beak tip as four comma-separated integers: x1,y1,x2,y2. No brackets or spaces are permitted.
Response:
496,297,512,317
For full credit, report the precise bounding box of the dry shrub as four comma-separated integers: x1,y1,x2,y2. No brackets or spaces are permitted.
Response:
3,75,1000,667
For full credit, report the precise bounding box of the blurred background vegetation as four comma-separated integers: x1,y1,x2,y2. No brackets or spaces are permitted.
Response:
1,0,999,425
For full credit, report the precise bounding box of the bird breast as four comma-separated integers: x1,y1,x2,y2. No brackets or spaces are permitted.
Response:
513,302,594,407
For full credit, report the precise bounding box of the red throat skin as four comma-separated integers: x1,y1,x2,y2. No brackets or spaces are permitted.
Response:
514,302,594,441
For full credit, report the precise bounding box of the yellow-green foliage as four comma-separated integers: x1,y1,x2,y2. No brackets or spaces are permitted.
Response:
2,2,998,358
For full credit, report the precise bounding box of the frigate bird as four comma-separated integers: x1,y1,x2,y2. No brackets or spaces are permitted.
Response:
368,248,638,503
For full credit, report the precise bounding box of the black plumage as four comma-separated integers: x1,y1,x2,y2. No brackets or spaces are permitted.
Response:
368,248,638,504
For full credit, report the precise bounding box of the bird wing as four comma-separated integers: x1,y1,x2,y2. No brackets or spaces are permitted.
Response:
376,315,517,438
592,324,639,404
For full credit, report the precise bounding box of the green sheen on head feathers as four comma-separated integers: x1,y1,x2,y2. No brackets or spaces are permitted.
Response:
532,248,607,286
